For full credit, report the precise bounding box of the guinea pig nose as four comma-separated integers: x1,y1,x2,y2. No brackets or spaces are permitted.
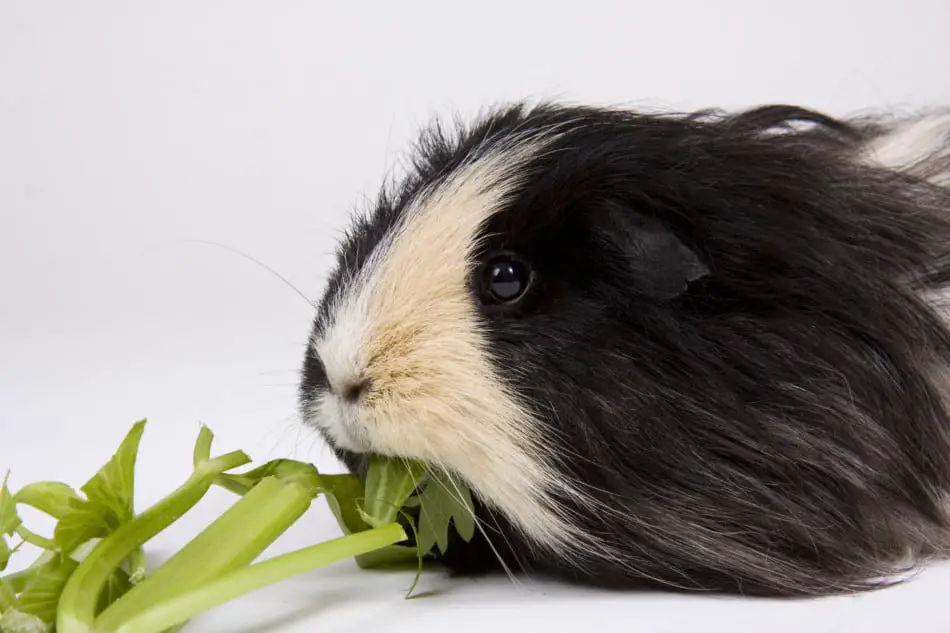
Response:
335,377,372,403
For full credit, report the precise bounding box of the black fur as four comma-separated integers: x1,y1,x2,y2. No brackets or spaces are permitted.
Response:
301,102,950,597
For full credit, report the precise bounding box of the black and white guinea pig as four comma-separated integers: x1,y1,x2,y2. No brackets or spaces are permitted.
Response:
298,101,950,597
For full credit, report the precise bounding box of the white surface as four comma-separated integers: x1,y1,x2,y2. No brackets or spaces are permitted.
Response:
3,1,950,631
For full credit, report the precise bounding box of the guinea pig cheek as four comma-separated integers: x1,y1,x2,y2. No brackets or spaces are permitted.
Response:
352,278,590,556
359,315,501,461
357,315,580,547
351,311,565,545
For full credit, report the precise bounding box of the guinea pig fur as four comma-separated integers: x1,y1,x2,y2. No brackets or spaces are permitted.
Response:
298,102,950,597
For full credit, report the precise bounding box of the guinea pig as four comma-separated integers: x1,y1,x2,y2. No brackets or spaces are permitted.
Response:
298,101,950,597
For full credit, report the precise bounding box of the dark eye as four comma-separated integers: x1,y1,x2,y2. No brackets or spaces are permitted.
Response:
481,251,533,304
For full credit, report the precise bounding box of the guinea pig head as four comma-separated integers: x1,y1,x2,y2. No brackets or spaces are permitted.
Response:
299,114,589,555
300,103,950,596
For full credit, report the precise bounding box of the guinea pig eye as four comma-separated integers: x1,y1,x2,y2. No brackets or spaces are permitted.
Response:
480,251,533,305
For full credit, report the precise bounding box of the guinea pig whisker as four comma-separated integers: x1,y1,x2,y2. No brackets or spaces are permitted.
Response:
255,368,304,376
183,239,317,310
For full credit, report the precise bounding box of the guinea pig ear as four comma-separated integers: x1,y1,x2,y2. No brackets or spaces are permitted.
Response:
596,202,709,300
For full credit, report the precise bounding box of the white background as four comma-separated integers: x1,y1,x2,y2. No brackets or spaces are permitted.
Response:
3,1,950,631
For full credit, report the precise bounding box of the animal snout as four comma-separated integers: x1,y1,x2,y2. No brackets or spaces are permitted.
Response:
333,375,372,403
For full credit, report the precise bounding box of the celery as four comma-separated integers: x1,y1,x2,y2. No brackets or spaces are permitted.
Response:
0,418,476,633
1,471,21,574
56,425,251,633
110,524,406,633
92,476,311,632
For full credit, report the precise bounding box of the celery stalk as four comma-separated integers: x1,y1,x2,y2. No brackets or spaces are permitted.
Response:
56,449,250,633
94,476,311,631
2,419,477,633
111,523,407,633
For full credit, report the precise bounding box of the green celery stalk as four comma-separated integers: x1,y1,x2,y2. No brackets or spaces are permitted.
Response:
110,523,407,633
94,476,311,631
3,419,476,633
56,444,250,633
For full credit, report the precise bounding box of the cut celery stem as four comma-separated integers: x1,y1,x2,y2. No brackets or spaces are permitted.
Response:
56,450,250,633
127,547,146,584
94,476,311,632
110,523,408,633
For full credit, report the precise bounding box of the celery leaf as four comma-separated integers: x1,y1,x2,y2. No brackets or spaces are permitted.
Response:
362,457,425,527
51,420,147,555
0,536,11,573
0,472,19,535
16,555,78,626
13,482,81,521
1,471,22,572
52,498,112,556
215,459,322,497
78,419,146,527
319,474,368,536
416,471,476,555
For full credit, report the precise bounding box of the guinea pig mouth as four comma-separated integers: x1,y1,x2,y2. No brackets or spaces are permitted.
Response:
338,449,443,505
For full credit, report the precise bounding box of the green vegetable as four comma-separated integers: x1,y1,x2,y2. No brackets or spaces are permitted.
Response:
0,419,477,633
415,470,477,555
14,483,82,522
1,472,22,575
361,458,425,526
